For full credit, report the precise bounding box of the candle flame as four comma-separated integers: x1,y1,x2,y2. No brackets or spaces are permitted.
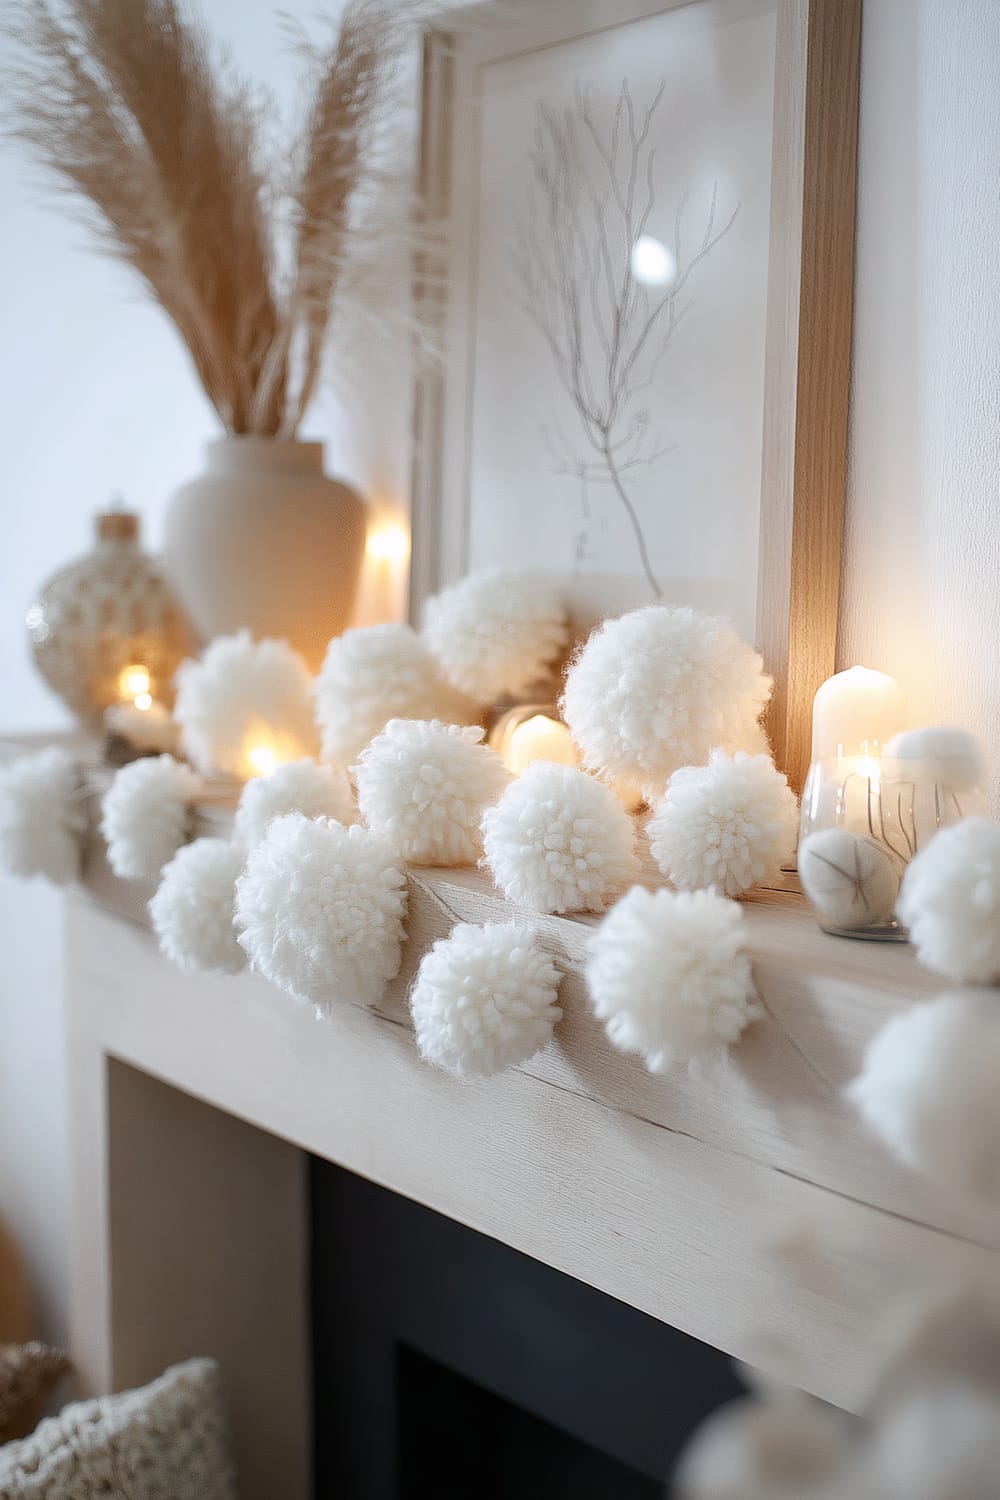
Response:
119,664,150,702
365,522,410,564
246,744,279,777
134,692,153,712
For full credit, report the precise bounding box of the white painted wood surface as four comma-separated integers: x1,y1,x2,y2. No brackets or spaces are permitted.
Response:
65,821,1000,1500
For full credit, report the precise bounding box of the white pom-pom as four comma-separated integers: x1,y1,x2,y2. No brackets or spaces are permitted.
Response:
675,1396,852,1499
233,758,353,851
0,747,85,885
883,726,985,792
897,818,1000,983
798,829,901,930
149,838,246,975
847,992,1000,1197
313,623,475,765
234,813,407,1010
174,630,318,776
648,750,798,896
423,569,568,700
410,922,562,1076
481,762,638,913
868,1380,1000,1500
586,886,758,1073
355,719,508,866
100,754,200,881
561,606,772,801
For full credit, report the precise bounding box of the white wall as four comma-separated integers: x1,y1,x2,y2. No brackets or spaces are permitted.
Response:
1,0,999,1348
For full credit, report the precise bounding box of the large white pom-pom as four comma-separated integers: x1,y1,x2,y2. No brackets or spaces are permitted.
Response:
355,719,508,866
897,818,1000,983
313,623,475,765
561,606,772,801
481,762,638,913
883,726,985,792
234,813,407,1010
410,922,562,1076
798,830,900,930
174,630,318,776
100,754,200,881
149,838,246,975
586,886,758,1073
648,750,797,896
422,569,568,700
675,1396,852,1500
233,758,353,851
847,992,1000,1197
0,747,86,885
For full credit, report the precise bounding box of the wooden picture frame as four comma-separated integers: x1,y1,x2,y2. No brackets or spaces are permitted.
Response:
410,0,860,794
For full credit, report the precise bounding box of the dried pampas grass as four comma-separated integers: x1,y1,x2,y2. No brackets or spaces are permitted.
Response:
3,0,424,436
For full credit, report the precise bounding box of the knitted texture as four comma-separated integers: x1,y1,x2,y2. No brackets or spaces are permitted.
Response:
100,754,199,882
422,569,568,700
150,838,247,975
233,757,354,851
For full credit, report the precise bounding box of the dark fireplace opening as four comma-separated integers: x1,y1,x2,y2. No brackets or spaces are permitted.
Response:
310,1157,744,1499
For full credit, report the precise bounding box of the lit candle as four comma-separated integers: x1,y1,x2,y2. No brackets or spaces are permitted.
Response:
104,662,177,753
803,666,906,838
356,517,410,625
237,725,302,780
504,714,578,775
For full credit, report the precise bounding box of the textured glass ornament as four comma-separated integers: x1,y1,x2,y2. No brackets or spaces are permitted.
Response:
27,508,197,728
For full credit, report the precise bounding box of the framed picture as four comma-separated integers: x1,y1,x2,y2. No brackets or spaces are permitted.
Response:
410,0,860,792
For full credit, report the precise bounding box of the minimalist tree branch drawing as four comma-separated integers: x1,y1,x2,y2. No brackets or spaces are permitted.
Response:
511,80,739,596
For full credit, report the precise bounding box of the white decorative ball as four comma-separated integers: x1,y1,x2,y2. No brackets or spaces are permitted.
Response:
422,569,569,701
897,818,1000,983
675,1396,851,1500
355,719,509,866
847,992,1000,1197
233,757,353,851
648,750,798,896
868,1379,1000,1500
0,746,86,885
149,838,246,975
100,754,200,881
586,886,758,1073
174,630,318,776
561,606,772,801
234,813,408,1011
481,761,638,914
798,830,900,930
883,726,985,792
313,622,475,765
410,922,562,1077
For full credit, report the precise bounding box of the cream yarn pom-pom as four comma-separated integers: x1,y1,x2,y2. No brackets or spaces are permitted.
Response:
410,922,562,1077
422,569,568,701
561,606,772,801
174,630,318,776
0,746,86,885
847,992,1000,1197
234,813,407,1011
355,719,508,866
101,754,200,881
586,886,758,1073
897,818,1000,983
149,838,246,975
234,758,353,850
481,761,638,913
313,623,475,765
647,750,798,896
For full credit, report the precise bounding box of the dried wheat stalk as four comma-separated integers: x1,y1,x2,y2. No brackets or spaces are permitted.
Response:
3,0,408,438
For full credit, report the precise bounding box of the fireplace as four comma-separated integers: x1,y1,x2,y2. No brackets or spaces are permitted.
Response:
310,1158,744,1498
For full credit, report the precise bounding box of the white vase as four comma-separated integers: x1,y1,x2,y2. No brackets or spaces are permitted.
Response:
162,437,367,670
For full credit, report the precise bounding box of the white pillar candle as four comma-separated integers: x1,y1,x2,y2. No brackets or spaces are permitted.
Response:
810,666,905,761
104,698,178,753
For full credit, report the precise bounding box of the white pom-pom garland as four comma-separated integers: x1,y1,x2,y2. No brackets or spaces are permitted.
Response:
647,750,798,896
234,813,407,1011
561,606,772,801
355,719,509,866
0,746,86,885
233,757,353,851
481,761,638,913
149,838,246,975
410,922,562,1076
174,630,318,776
586,886,758,1073
100,754,200,881
313,623,475,765
897,818,1000,983
422,569,568,701
847,992,1000,1197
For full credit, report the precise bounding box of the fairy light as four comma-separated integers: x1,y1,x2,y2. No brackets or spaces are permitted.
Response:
630,234,677,288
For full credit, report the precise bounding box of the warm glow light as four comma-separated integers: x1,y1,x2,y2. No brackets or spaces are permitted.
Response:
810,666,906,762
134,692,153,712
119,664,150,701
630,234,677,287
365,522,410,564
503,714,578,776
246,744,279,777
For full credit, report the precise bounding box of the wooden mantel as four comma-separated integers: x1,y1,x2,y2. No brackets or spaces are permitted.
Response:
65,819,1000,1500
